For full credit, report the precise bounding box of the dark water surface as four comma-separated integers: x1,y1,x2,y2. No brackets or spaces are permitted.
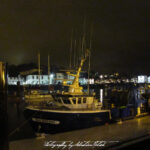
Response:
8,99,36,141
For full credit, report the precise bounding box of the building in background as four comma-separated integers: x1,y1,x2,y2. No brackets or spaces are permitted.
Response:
138,75,148,83
25,74,54,85
131,77,138,83
8,75,25,85
55,73,65,84
7,73,92,85
8,73,150,85
147,76,150,83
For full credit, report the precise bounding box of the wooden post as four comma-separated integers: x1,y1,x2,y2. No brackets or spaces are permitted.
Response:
0,62,9,150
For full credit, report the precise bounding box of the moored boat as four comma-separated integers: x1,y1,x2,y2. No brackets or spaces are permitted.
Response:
24,89,53,105
24,50,111,133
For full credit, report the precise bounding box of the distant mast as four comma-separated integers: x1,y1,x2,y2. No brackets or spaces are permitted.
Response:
69,29,73,69
88,24,93,95
38,52,40,87
48,54,50,85
74,39,77,68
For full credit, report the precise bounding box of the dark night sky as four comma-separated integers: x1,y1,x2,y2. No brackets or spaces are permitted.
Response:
0,0,150,74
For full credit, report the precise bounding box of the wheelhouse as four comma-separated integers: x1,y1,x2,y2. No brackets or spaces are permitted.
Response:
52,93,100,110
54,96,89,105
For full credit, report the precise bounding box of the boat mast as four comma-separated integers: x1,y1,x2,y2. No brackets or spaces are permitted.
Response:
48,54,50,85
88,24,93,95
38,52,40,87
87,51,90,95
69,29,73,69
81,16,86,58
74,39,77,68
76,38,80,68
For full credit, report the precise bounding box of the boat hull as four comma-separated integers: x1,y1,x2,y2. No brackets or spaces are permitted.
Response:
24,107,111,133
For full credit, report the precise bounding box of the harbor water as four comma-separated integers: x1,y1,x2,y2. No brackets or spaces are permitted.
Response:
8,84,150,141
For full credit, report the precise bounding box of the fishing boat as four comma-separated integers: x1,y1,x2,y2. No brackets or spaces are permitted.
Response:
24,50,111,133
24,89,53,105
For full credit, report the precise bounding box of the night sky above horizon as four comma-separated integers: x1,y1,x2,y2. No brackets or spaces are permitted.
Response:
0,0,150,74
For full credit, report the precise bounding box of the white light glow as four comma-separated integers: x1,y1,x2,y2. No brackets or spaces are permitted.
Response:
100,89,103,103
50,74,54,78
138,75,147,83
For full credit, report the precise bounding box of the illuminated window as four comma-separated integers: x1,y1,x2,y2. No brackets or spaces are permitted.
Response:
72,98,76,104
58,98,62,103
63,99,71,104
78,98,81,104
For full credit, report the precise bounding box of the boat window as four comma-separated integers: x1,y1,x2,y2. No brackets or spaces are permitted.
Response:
63,99,71,104
72,98,76,104
58,98,62,103
78,98,81,104
83,97,86,103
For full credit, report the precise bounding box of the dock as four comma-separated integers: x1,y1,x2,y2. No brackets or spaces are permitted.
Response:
10,115,150,150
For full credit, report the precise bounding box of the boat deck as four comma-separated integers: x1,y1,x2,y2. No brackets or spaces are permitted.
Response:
10,115,150,150
26,105,110,113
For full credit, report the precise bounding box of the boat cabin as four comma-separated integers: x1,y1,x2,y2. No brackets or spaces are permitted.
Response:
53,94,101,110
